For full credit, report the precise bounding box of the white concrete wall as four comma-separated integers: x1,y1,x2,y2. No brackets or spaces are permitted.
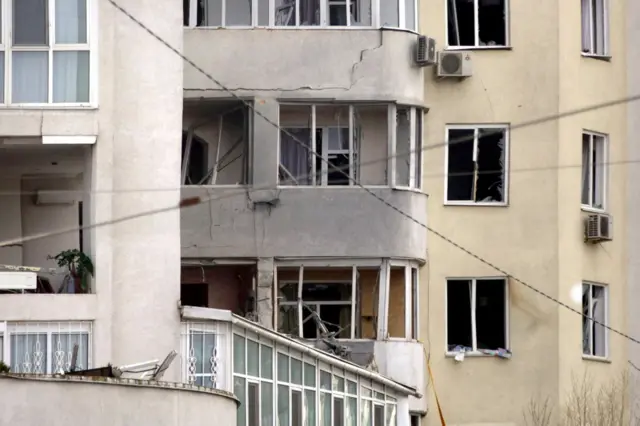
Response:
0,375,237,426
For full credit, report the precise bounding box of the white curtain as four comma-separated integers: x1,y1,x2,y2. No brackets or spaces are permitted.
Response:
52,332,89,372
53,51,90,103
581,0,591,52
582,285,591,354
55,0,87,43
592,287,606,356
12,52,48,103
10,333,48,373
280,128,312,185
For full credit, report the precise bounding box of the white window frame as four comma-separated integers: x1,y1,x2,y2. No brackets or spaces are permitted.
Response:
444,124,510,206
581,0,610,57
445,0,510,49
185,0,418,30
181,321,231,390
582,281,609,360
2,321,92,373
278,103,424,190
444,277,510,356
2,0,97,107
581,130,608,212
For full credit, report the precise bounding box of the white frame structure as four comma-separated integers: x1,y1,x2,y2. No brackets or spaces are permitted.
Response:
0,321,92,374
185,0,419,30
278,103,423,190
582,281,609,359
444,277,510,355
444,124,510,206
445,0,510,48
581,0,609,57
274,260,420,341
581,130,608,212
2,0,97,107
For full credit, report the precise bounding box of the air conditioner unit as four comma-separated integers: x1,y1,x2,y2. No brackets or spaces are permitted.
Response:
585,213,613,242
437,51,473,78
35,190,77,205
416,35,436,67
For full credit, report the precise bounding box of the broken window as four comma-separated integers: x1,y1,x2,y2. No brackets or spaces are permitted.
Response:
387,264,419,339
447,0,508,47
182,103,251,185
582,282,607,358
581,131,607,210
279,104,422,188
581,0,608,56
446,278,508,352
446,125,508,204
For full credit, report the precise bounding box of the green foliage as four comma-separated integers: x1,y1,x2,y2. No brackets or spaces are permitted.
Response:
0,361,10,373
49,249,95,292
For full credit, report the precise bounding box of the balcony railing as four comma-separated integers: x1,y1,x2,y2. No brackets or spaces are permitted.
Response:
184,0,418,31
0,321,92,374
180,307,417,426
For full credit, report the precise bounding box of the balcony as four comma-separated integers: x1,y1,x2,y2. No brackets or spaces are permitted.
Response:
183,0,424,104
181,101,428,260
180,306,419,426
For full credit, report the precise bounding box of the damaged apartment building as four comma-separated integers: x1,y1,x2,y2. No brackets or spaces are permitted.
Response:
179,0,429,421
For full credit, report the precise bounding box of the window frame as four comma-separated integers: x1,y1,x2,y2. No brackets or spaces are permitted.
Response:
185,0,419,31
278,103,424,191
2,321,92,373
444,124,510,206
444,277,510,356
581,130,609,212
582,281,609,360
2,0,97,107
445,0,511,49
581,0,610,58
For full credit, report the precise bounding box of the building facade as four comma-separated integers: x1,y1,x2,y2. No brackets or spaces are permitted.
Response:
0,0,427,425
425,0,631,424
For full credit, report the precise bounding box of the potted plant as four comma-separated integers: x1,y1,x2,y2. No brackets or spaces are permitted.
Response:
49,249,94,294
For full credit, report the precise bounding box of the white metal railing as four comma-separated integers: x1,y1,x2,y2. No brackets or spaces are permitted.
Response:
184,0,418,31
0,321,92,374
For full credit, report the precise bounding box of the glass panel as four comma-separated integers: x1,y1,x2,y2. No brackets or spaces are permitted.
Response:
346,397,357,426
291,358,302,385
305,389,317,426
205,0,222,26
333,397,344,426
320,392,331,426
234,334,246,374
0,52,5,103
247,339,259,377
292,390,304,426
258,0,269,25
375,392,384,401
226,0,251,25
374,405,385,426
347,380,357,395
235,377,247,426
414,111,423,189
275,0,295,26
593,136,606,209
304,362,316,387
361,399,372,426
51,333,89,372
447,128,476,201
386,403,397,426
320,370,331,390
12,52,48,103
13,0,48,45
404,0,416,30
581,134,591,205
395,108,411,186
55,0,87,43
278,384,290,426
351,0,372,26
260,344,273,379
261,381,274,425
332,376,344,392
379,0,398,27
10,333,48,373
248,382,260,426
277,352,289,382
300,0,320,25
53,51,90,103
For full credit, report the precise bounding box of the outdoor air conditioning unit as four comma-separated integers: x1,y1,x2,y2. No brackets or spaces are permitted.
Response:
585,213,613,243
437,51,473,78
416,35,436,67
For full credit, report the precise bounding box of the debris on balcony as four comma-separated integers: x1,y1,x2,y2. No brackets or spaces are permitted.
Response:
67,350,178,381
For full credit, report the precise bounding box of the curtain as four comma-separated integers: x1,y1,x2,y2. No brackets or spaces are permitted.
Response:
55,0,87,43
582,285,590,354
594,0,605,54
346,397,357,426
581,135,590,205
581,0,590,52
51,332,89,372
496,135,505,200
300,0,320,25
593,288,605,356
10,333,48,373
12,52,47,103
190,332,217,387
280,128,312,185
53,51,90,103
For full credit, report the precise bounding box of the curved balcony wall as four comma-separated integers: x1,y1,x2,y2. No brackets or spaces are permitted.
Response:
183,28,425,105
181,186,427,261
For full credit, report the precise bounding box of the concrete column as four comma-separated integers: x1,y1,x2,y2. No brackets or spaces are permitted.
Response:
109,0,183,378
251,98,280,188
256,257,275,329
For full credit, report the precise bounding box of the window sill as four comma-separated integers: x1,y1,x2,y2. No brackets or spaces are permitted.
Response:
0,104,97,110
445,350,511,358
444,201,509,207
392,186,427,195
582,354,611,363
445,45,512,51
581,205,607,214
581,52,611,62
186,25,419,34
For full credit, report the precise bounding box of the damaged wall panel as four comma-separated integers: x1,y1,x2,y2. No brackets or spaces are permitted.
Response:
181,264,255,315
